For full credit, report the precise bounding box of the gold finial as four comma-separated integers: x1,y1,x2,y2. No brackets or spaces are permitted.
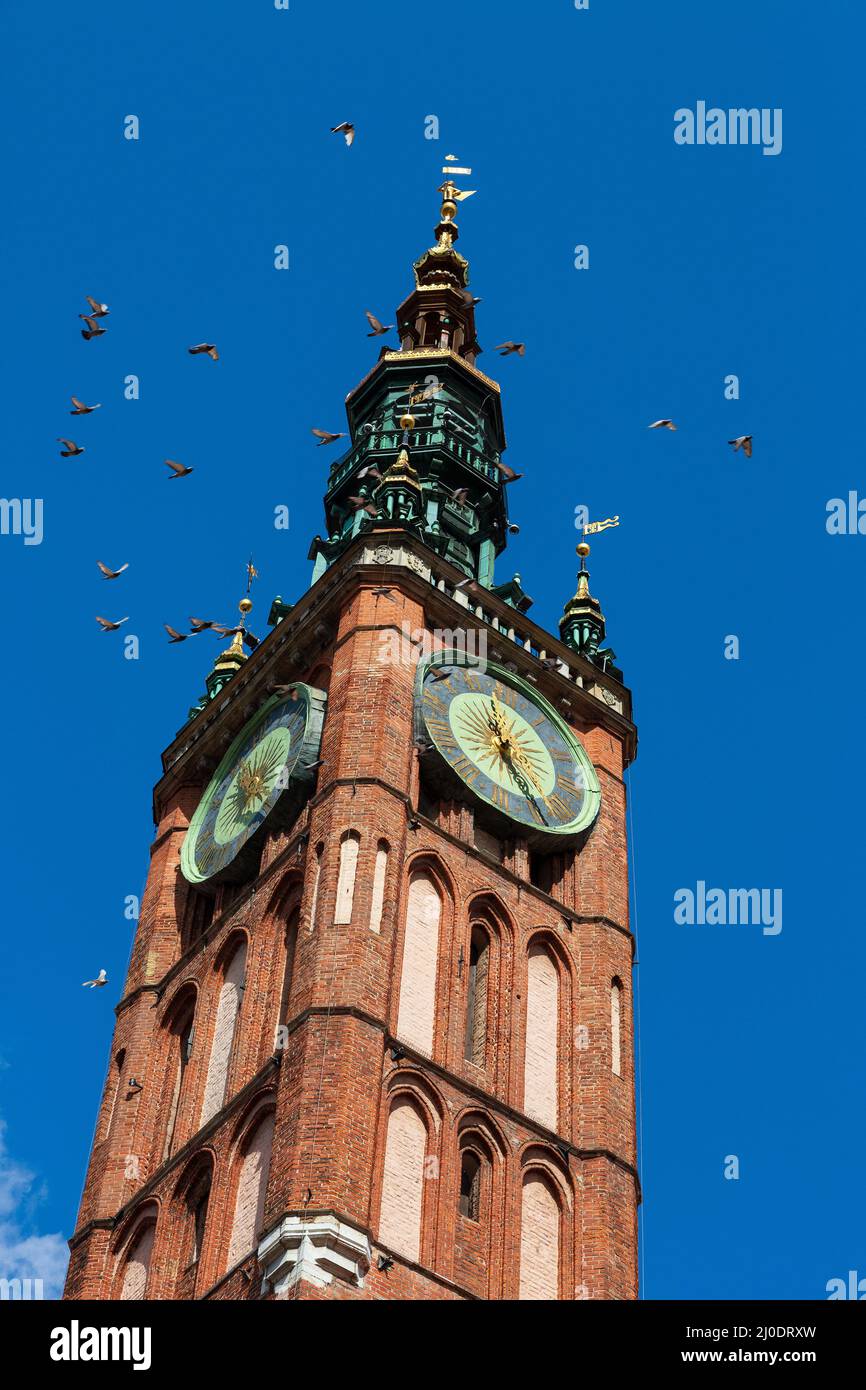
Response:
216,560,258,665
577,541,591,558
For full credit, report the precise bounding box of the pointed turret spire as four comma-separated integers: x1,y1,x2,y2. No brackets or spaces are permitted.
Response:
188,562,259,719
560,541,607,661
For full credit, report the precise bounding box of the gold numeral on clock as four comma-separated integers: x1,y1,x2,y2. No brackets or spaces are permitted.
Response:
557,777,585,798
490,783,510,810
453,755,479,784
426,717,458,750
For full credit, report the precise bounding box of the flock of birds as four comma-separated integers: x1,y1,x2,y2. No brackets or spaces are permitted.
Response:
65,292,241,638
78,122,753,988
649,419,753,456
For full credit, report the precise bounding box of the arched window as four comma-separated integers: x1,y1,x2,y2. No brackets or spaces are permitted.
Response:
277,909,299,1029
458,1150,482,1221
369,840,389,933
464,926,490,1067
334,832,360,924
188,1170,212,1267
185,888,214,949
378,1097,427,1262
104,1048,126,1140
308,842,323,930
163,1001,195,1160
396,872,442,1054
524,944,559,1130
519,1171,561,1300
200,940,247,1126
227,1111,275,1270
119,1220,155,1301
611,978,623,1077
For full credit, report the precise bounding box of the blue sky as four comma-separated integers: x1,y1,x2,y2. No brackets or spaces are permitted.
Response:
1,0,863,1299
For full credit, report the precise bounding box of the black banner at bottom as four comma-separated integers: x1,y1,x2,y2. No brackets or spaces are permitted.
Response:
4,1297,859,1375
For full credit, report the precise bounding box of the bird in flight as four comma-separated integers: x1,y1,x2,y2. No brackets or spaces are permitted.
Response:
80,316,106,340
312,428,347,446
189,617,218,632
365,311,395,338
82,969,108,988
188,343,218,360
494,341,526,356
347,496,380,517
165,459,193,478
164,624,188,643
648,419,677,431
449,486,470,504
212,624,260,651
495,460,523,483
82,296,109,318
357,464,383,482
57,438,84,457
95,615,128,632
728,435,753,457
97,561,129,580
70,396,101,415
331,121,355,146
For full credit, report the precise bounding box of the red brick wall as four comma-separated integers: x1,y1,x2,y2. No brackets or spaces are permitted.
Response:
65,577,638,1302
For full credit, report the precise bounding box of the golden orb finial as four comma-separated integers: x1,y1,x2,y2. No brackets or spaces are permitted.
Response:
400,411,416,431
577,541,591,558
239,597,253,614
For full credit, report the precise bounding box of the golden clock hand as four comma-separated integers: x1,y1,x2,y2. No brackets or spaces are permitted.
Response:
508,744,547,798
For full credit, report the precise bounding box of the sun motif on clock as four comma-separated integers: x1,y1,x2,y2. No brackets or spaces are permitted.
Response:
181,685,326,885
415,655,600,838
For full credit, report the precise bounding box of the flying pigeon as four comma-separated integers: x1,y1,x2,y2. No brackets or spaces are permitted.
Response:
189,617,217,632
82,297,109,318
495,460,523,483
188,343,218,360
70,397,101,414
728,435,753,457
347,496,380,517
212,625,260,650
82,969,108,988
57,438,84,457
648,419,677,431
165,459,193,478
331,122,355,147
494,342,526,356
80,316,106,340
357,464,383,481
97,561,129,579
164,624,188,643
95,616,128,632
365,311,395,338
312,428,347,446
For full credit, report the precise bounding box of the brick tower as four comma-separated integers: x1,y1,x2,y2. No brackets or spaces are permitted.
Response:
64,175,639,1302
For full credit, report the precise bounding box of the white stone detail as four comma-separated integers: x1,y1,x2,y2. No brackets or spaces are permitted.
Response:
257,1214,371,1296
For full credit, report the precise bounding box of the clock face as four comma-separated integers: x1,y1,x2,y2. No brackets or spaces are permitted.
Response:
416,658,601,837
181,687,325,885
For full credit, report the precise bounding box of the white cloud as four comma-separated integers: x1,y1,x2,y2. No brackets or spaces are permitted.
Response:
0,1120,68,1297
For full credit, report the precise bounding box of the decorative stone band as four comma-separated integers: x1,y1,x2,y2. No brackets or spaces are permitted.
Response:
257,1214,372,1296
